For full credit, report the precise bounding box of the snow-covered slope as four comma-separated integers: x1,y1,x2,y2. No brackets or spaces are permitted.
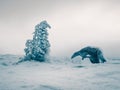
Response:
0,55,120,90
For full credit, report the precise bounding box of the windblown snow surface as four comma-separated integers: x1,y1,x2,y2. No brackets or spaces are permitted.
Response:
0,55,120,90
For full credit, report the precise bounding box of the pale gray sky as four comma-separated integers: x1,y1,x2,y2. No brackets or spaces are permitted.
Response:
0,0,120,58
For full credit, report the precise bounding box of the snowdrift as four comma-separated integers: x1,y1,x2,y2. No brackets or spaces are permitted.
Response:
0,54,120,90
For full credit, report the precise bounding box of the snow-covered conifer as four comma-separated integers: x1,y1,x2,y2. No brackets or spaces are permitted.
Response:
23,20,51,62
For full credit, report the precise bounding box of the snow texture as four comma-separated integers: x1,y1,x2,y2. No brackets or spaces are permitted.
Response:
0,54,120,90
23,20,51,62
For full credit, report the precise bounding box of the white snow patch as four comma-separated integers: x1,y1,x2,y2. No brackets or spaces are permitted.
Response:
0,55,120,90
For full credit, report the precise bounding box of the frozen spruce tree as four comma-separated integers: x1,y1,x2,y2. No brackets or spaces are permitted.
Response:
21,20,51,62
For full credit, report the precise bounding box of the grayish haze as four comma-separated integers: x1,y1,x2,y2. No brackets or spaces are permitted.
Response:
0,0,120,58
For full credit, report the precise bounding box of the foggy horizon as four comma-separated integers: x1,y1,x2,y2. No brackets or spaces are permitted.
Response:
0,0,120,58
